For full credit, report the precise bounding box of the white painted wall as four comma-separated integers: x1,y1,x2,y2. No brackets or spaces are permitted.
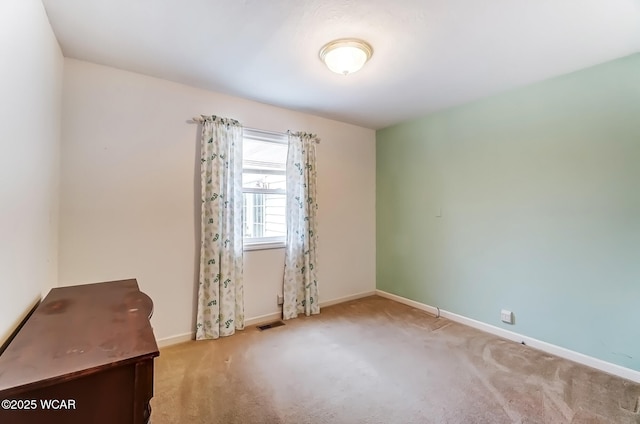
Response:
0,0,63,346
59,59,376,341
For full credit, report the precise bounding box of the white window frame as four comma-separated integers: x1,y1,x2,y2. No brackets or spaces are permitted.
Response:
242,128,288,251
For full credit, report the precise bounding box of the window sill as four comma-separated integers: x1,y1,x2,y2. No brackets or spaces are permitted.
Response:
244,241,286,252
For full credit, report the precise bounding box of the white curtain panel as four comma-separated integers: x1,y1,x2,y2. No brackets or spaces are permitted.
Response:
283,132,320,320
196,116,245,339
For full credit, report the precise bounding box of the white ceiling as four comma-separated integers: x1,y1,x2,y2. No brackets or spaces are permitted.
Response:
42,0,640,129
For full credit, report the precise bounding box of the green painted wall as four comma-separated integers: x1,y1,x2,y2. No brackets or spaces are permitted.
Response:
376,54,640,371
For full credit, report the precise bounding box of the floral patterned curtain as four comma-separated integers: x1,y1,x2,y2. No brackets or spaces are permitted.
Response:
196,115,244,339
283,132,320,320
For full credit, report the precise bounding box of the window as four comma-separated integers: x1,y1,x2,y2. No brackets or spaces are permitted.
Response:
242,128,288,250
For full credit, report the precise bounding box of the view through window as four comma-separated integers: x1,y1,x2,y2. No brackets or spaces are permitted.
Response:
242,129,288,247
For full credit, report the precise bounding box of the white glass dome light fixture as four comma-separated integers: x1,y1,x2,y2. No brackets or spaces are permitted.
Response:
319,38,373,76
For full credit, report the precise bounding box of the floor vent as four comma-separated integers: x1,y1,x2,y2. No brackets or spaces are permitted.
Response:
257,321,285,331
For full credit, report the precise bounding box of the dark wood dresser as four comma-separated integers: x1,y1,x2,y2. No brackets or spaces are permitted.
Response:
0,279,159,424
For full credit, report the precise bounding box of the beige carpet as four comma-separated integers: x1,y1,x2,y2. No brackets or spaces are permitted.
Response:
151,296,640,423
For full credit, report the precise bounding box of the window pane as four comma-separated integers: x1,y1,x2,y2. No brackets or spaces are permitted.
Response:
243,138,288,171
243,193,286,239
242,172,286,190
243,132,288,243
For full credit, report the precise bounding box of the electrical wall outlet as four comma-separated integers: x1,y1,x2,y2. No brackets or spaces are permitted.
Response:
277,294,284,306
501,309,514,324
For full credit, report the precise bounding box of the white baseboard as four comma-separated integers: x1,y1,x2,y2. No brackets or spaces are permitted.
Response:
155,314,281,348
156,332,194,348
375,289,640,384
156,290,376,348
245,311,282,327
244,290,375,326
155,313,283,347
375,290,440,317
320,290,376,308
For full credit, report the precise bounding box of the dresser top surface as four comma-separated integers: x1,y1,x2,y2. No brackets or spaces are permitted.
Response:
0,279,159,394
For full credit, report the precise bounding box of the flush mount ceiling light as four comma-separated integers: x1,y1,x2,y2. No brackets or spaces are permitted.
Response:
319,38,373,76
